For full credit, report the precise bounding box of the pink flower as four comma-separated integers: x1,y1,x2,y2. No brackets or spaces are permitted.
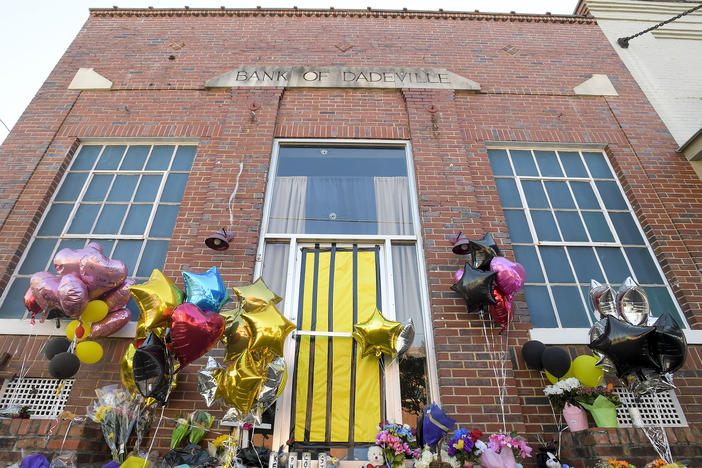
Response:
488,433,507,452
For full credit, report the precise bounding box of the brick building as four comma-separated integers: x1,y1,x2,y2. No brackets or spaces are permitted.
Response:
0,6,701,467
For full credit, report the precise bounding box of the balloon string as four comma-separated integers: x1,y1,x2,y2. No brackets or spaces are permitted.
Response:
59,418,74,455
144,405,166,468
480,312,508,433
651,392,673,463
228,162,244,227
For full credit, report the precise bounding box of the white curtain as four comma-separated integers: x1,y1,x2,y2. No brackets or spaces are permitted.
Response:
391,244,425,352
262,243,290,313
269,176,307,234
374,177,412,235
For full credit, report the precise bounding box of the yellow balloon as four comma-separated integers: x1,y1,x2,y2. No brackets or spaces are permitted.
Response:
120,343,138,394
241,303,295,357
220,308,251,362
232,278,282,312
217,350,265,415
81,300,108,323
130,269,183,332
75,340,103,364
572,355,605,388
66,320,91,341
352,307,402,358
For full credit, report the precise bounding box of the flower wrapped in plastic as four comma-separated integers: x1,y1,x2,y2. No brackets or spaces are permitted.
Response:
189,410,214,444
446,428,482,466
543,377,582,412
476,431,532,468
170,416,191,449
375,422,420,468
86,384,141,462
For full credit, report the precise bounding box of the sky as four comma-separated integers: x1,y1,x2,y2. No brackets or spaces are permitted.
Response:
0,0,578,143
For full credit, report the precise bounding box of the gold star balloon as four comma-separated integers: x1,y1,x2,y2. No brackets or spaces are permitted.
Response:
241,303,295,357
232,277,282,312
220,308,252,362
352,307,402,359
129,269,183,332
120,343,138,395
217,350,265,415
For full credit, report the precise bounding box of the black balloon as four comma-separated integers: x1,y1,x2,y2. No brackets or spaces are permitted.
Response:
522,340,546,370
652,312,687,374
133,332,174,405
468,233,502,271
588,315,658,378
49,352,80,379
45,337,71,360
541,346,571,378
450,263,497,309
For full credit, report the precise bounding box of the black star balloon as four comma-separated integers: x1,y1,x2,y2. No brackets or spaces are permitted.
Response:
651,312,687,374
588,315,658,379
468,233,502,271
450,262,497,309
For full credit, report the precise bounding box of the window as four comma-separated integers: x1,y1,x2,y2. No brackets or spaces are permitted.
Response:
0,144,196,321
257,141,437,456
488,147,686,329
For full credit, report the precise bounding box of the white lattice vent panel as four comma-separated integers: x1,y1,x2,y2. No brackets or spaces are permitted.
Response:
0,378,73,419
614,389,687,427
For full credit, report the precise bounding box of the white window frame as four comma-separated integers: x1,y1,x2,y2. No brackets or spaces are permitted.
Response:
485,142,702,345
254,139,439,451
0,138,199,337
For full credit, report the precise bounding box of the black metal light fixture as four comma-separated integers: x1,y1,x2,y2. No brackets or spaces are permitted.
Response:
205,228,235,251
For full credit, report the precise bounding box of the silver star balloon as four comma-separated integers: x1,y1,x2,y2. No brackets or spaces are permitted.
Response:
617,277,650,326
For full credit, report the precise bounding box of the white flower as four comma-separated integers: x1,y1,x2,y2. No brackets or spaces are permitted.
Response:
447,456,460,468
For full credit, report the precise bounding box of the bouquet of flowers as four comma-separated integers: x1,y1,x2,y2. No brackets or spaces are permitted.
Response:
414,449,436,468
594,460,636,468
644,461,686,468
487,432,532,462
375,422,421,468
133,406,153,455
543,377,582,412
189,410,214,444
86,384,141,462
575,383,621,407
446,428,482,466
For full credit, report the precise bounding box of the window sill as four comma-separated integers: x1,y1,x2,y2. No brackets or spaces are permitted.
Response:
530,327,702,345
1,319,137,338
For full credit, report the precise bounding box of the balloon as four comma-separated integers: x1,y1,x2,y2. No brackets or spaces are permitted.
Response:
90,307,131,337
571,355,604,388
468,233,502,271
521,340,546,370
352,307,402,359
253,356,287,416
170,303,225,368
130,269,183,332
588,315,658,378
542,346,571,378
450,263,497,309
121,343,138,394
242,303,296,357
220,308,251,362
44,337,71,360
589,280,617,319
133,332,174,405
626,369,675,396
30,272,61,313
101,278,136,312
453,268,464,284
49,352,80,379
182,266,231,313
198,356,224,407
651,312,687,374
53,242,103,277
217,350,265,416
545,364,574,384
617,277,649,326
232,277,283,312
395,318,415,357
79,251,127,299
489,257,525,296
57,273,89,318
80,300,108,323
488,286,513,328
66,320,91,341
75,340,104,364
24,287,44,321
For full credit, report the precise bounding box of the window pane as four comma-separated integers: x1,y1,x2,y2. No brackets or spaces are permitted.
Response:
583,152,614,179
624,248,664,284
494,179,521,208
555,211,588,242
120,145,150,170
540,246,575,283
560,151,588,177
511,150,538,176
149,205,180,237
83,175,114,201
504,210,532,243
38,204,72,235
582,212,614,242
71,145,101,171
121,205,152,235
161,173,189,203
48,239,85,274
19,238,57,274
552,287,590,327
595,181,627,210
277,146,407,177
531,210,560,241
645,287,683,324
262,243,290,314
94,204,129,234
522,180,549,208
392,244,425,348
145,145,175,170
55,173,88,201
87,239,115,257
136,240,169,276
107,175,139,202
609,212,644,245
95,145,125,170
570,182,599,209
67,204,100,234
172,146,197,171
134,175,162,202
544,181,575,209
534,151,563,177
568,247,605,283
596,247,630,284
512,245,544,283
112,240,143,275
524,286,558,327
488,149,512,176
0,277,32,318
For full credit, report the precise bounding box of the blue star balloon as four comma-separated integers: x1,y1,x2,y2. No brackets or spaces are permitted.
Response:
182,266,231,312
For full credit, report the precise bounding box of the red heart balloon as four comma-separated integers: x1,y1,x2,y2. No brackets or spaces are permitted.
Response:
169,303,224,369
488,286,514,328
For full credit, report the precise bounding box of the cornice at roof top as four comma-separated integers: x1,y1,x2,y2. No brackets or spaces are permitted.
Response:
88,7,595,24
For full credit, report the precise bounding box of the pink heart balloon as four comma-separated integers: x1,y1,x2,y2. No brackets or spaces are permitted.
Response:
58,273,89,318
169,303,224,369
101,278,136,311
489,257,526,296
53,242,103,277
80,253,127,299
90,307,131,337
30,272,61,315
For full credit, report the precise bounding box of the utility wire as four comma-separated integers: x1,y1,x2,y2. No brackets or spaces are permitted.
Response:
0,116,10,133
617,3,702,48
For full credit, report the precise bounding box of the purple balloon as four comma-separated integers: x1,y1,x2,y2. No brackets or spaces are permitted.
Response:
453,268,464,284
90,307,131,337
489,257,526,296
53,242,103,277
101,278,136,311
80,253,127,299
58,273,89,318
29,272,61,314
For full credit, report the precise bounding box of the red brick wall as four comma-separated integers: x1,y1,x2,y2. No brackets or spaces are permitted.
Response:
0,8,701,465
